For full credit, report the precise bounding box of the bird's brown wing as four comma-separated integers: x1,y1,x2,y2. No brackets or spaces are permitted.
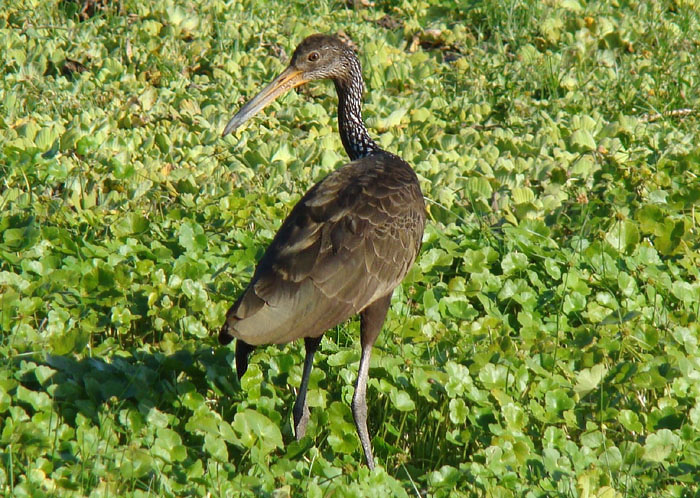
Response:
220,153,425,346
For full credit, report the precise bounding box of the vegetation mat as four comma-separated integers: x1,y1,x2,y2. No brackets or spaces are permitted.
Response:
1,0,699,495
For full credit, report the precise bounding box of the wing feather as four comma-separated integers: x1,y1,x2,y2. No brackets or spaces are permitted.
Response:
220,152,425,346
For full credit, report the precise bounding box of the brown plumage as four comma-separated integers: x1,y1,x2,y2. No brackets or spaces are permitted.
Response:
218,34,425,470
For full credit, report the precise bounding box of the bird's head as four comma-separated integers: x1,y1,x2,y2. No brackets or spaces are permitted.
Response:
222,34,356,137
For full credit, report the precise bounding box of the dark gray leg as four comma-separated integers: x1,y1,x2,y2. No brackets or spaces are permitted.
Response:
293,335,322,439
353,293,392,470
235,340,255,379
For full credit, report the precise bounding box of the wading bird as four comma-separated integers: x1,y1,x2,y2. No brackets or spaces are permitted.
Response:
219,34,425,469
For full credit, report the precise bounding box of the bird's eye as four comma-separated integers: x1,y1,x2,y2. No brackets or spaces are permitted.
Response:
308,52,320,62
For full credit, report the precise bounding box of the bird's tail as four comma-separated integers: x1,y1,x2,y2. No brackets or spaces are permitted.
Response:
219,317,253,378
218,321,234,345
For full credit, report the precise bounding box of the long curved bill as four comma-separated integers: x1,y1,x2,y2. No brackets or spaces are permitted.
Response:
222,66,308,137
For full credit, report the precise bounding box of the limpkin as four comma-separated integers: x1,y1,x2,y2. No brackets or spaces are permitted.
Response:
219,34,425,469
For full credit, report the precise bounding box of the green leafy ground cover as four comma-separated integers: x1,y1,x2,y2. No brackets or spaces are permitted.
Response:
1,0,699,495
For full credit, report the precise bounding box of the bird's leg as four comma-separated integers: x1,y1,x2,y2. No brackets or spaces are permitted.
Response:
353,293,392,471
235,340,255,379
293,335,322,440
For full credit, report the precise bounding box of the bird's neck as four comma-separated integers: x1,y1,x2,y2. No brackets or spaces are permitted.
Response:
334,58,381,162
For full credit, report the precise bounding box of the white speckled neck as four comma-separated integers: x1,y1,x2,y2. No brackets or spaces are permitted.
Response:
334,55,381,161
